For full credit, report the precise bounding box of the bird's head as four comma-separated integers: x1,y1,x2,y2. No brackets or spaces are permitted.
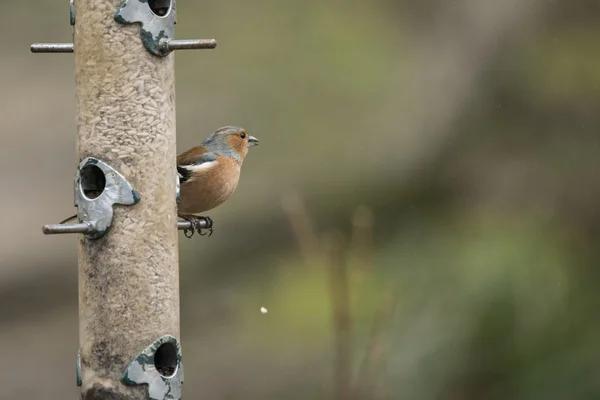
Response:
202,126,259,162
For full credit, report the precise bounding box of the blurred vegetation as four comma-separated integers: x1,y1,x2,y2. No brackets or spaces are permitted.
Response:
2,0,600,399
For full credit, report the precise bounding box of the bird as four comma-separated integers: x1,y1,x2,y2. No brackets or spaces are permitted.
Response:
58,126,259,238
176,126,259,237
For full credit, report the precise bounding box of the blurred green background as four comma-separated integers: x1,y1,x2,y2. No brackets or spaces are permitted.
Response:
2,0,600,398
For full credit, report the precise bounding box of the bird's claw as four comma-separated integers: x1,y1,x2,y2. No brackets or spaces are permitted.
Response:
198,216,214,237
183,227,195,238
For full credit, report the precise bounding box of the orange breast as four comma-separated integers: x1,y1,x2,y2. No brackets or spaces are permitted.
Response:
178,157,241,214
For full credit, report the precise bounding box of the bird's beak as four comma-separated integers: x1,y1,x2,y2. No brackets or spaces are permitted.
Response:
248,136,259,147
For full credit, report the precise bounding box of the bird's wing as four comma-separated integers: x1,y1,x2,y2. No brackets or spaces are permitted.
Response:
177,146,218,183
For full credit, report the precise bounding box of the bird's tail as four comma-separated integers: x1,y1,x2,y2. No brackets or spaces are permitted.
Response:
59,214,78,224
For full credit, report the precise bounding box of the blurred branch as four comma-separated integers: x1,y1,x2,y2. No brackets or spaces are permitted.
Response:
351,205,375,273
354,284,401,399
350,205,399,399
324,230,353,400
284,194,355,398
282,191,319,263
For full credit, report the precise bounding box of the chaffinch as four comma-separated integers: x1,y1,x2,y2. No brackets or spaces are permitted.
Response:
177,126,259,237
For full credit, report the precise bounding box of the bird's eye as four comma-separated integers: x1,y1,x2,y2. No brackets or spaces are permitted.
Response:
240,132,247,139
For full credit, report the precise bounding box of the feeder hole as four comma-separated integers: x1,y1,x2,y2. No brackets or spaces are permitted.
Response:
148,0,172,17
154,342,177,377
80,165,106,200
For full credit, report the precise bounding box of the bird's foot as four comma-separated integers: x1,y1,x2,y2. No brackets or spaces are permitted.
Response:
178,214,214,238
198,216,214,237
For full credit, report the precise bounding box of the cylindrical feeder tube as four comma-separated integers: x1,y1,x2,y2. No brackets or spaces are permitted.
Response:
74,1,179,398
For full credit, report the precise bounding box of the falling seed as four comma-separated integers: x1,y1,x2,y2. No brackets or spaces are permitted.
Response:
260,307,268,314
